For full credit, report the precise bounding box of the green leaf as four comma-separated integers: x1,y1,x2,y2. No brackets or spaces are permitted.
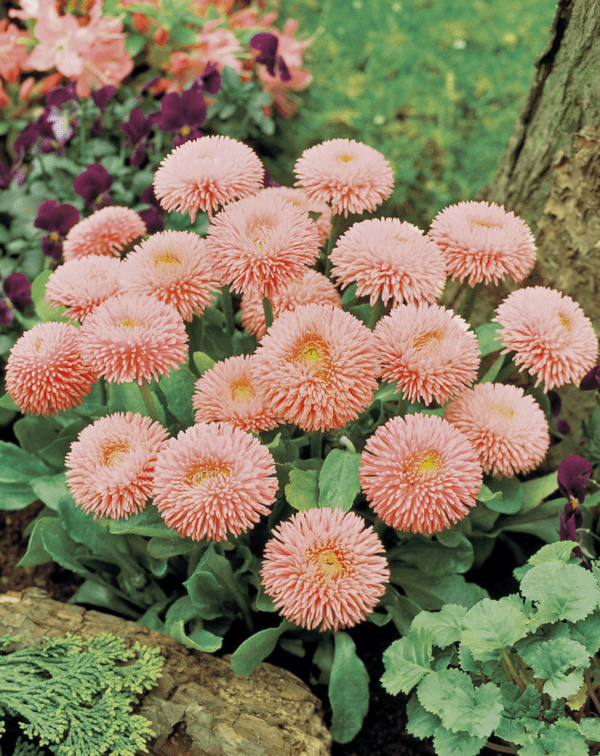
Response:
477,483,503,504
410,604,467,648
168,619,223,653
537,720,590,756
16,515,55,566
570,610,600,655
14,414,61,454
381,626,434,694
475,322,502,357
390,568,488,610
462,596,529,661
159,364,196,429
433,726,488,756
579,718,600,742
0,481,38,510
318,449,361,511
328,631,370,744
285,467,319,510
0,440,50,482
418,668,502,738
0,392,18,410
31,269,67,322
125,33,145,56
520,560,600,623
30,473,70,511
108,381,166,424
405,693,442,740
109,504,177,538
518,638,589,699
147,536,196,559
388,535,474,575
192,351,216,376
230,622,290,677
185,568,236,621
483,476,524,514
520,471,558,513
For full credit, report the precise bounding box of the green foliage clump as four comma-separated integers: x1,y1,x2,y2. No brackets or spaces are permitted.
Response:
0,633,164,756
381,542,600,755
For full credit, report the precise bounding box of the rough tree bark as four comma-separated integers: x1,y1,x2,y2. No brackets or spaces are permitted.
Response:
0,588,332,756
478,0,600,328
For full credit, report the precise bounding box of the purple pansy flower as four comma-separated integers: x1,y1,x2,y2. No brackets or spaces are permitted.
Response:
90,85,117,135
0,160,25,190
0,300,13,326
46,81,78,109
0,272,33,326
151,81,207,146
199,62,221,95
73,163,113,209
557,455,593,567
35,199,80,260
250,33,292,82
138,185,164,233
581,365,600,391
120,108,153,166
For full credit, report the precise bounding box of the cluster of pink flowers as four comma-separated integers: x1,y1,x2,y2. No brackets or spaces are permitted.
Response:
5,133,600,635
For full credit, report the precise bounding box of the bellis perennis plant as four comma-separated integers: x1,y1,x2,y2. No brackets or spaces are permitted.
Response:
2,134,600,746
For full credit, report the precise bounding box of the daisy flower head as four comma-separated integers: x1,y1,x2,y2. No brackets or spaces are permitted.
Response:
494,286,599,391
153,135,264,222
330,218,446,306
62,206,146,261
294,138,394,217
153,422,278,542
445,383,550,478
5,321,97,415
205,193,320,299
374,302,480,405
251,303,381,431
79,293,188,384
260,186,333,245
192,355,281,433
119,231,219,321
65,412,169,519
45,255,122,323
262,507,389,632
427,200,536,285
360,413,482,534
241,269,342,341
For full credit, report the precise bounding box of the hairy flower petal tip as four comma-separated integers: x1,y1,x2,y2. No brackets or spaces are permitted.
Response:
427,200,536,285
251,303,381,432
153,135,264,222
153,422,278,542
294,138,394,217
192,355,281,433
79,293,188,384
375,302,480,404
45,256,122,322
330,218,446,305
241,269,342,341
261,507,390,632
5,321,97,415
494,286,599,391
445,383,550,478
119,230,219,321
205,193,320,299
65,412,169,520
360,413,482,534
63,206,146,261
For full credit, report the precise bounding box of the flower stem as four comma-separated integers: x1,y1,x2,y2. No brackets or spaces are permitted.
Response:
323,213,347,278
502,649,526,692
138,378,160,422
310,431,322,459
459,280,481,323
368,297,385,330
396,393,410,418
484,742,516,755
220,285,235,336
585,668,600,716
98,376,107,405
262,297,274,331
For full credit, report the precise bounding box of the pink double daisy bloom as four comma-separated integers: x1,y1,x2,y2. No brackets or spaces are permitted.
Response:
62,206,146,261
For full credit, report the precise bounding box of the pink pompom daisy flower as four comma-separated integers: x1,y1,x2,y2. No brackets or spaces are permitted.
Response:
205,193,320,299
251,303,381,432
65,412,169,520
494,286,599,391
260,186,333,245
45,255,122,323
261,507,390,632
153,422,278,541
192,355,281,433
62,206,146,261
294,138,394,217
153,135,264,222
241,269,342,341
359,413,482,534
79,293,188,384
5,321,97,415
374,302,480,405
119,231,220,321
427,200,536,285
445,383,550,478
330,218,446,306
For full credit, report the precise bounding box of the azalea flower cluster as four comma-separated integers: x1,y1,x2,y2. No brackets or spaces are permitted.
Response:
1,0,311,119
4,134,599,634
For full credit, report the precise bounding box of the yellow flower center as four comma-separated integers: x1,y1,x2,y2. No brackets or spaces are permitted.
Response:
119,320,144,329
153,250,181,266
49,231,60,241
180,125,191,136
557,310,572,330
308,545,348,579
337,154,354,163
407,450,442,480
230,378,256,404
491,402,514,419
291,332,331,378
470,220,502,229
101,441,130,467
188,464,230,486
413,329,441,352
248,224,274,252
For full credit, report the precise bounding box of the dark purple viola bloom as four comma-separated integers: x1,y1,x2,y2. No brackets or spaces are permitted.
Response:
46,81,78,109
3,272,32,311
120,107,153,145
547,390,571,441
140,185,161,209
263,167,281,188
138,207,164,234
558,510,590,567
35,200,80,260
13,121,42,160
250,32,292,82
151,81,206,146
558,455,593,509
73,163,113,208
91,85,117,112
199,62,221,95
581,365,600,391
0,300,13,326
0,160,25,189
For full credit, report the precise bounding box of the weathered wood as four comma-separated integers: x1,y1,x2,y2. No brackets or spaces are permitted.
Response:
0,588,332,756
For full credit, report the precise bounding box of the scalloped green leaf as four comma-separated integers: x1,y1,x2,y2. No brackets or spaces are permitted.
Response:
462,596,528,660
519,638,589,699
381,627,434,695
520,561,600,623
410,604,467,648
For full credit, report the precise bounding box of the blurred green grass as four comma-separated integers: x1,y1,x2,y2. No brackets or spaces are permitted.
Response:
270,0,556,227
